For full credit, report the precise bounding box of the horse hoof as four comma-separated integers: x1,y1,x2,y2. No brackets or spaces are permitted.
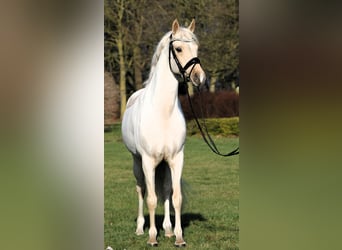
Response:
164,229,174,238
147,241,158,247
135,229,144,235
174,240,186,247
165,232,174,238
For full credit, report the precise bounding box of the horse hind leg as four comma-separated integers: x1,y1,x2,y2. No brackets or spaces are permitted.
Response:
160,162,174,237
135,185,145,235
163,198,174,237
133,155,145,235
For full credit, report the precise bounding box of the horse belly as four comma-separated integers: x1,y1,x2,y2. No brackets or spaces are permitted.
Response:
122,108,138,155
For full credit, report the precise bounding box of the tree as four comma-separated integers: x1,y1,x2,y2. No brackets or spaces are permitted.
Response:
104,0,239,118
197,0,239,91
104,71,119,129
105,0,128,118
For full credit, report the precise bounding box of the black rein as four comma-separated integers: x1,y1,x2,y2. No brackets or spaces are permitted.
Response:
168,34,239,157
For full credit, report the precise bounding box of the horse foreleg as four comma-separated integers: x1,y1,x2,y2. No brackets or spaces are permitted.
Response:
169,152,186,247
142,156,158,246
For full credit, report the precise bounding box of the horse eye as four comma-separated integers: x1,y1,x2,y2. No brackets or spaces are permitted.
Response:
175,47,182,53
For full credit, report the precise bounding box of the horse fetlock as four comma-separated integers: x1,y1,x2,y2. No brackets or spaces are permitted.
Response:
163,222,173,237
148,227,158,245
135,228,144,235
164,228,174,238
136,217,145,235
174,227,185,244
174,228,185,247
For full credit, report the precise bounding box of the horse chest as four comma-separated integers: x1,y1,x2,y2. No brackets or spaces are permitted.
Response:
139,114,185,158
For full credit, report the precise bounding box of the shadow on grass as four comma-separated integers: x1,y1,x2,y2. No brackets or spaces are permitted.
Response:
141,213,207,233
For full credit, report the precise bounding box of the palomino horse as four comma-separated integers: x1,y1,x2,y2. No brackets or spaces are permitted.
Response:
121,19,206,246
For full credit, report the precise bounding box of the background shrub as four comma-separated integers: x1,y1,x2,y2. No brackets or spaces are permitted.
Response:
180,90,239,120
187,117,239,137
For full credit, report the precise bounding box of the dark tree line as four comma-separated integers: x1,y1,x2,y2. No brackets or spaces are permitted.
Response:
105,0,239,118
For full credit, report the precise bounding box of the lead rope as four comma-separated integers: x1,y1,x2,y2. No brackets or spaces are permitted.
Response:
168,35,239,156
185,84,239,157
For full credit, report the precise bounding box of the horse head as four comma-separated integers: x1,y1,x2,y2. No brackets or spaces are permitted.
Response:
169,19,206,87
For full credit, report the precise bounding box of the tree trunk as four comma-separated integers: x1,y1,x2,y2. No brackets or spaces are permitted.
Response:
210,74,217,93
133,45,143,90
117,0,126,119
188,83,194,96
118,38,126,119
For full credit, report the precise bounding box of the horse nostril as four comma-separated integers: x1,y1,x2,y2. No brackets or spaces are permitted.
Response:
191,72,204,85
190,67,206,86
200,73,206,84
193,73,202,85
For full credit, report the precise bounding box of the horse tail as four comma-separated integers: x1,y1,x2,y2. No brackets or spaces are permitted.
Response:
155,160,172,203
155,160,188,209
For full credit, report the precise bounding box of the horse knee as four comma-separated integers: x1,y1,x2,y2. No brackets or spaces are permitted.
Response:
172,193,182,209
146,194,157,209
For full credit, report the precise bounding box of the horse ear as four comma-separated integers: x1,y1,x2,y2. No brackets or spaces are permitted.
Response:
188,19,195,32
172,19,179,35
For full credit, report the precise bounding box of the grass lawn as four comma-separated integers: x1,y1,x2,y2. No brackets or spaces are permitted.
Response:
105,124,239,249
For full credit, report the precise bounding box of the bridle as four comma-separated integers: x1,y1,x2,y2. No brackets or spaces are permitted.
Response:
168,34,201,85
168,34,239,157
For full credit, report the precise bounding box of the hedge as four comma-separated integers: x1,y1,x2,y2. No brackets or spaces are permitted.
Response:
186,117,239,137
180,91,239,120
105,118,239,137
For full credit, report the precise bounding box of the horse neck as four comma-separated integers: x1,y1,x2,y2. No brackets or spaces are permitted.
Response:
146,50,180,115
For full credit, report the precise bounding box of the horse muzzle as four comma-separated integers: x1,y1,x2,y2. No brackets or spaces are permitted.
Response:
189,64,206,87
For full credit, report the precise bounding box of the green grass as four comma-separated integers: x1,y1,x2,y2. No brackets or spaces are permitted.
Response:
105,124,239,249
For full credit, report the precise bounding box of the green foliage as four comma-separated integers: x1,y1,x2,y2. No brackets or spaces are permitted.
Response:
105,125,239,249
187,117,239,137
